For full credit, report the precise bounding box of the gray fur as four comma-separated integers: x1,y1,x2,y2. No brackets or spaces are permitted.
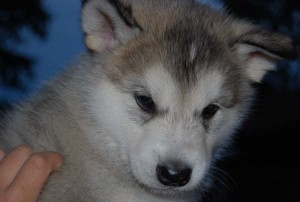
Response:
0,0,296,201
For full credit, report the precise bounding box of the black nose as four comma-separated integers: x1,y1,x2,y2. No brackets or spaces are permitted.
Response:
156,163,192,187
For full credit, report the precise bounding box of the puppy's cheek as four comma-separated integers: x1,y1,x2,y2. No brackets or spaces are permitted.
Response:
129,150,158,187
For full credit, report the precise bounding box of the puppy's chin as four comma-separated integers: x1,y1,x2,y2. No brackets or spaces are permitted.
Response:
135,180,199,197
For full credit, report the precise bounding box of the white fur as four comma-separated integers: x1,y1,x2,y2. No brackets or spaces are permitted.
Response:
190,42,198,63
88,65,242,198
237,44,277,82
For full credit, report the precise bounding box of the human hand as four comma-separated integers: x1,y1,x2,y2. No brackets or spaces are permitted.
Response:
0,145,63,202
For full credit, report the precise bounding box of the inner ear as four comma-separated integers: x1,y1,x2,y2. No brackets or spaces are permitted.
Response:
82,0,141,52
238,44,281,69
237,43,280,82
234,26,296,83
98,9,115,44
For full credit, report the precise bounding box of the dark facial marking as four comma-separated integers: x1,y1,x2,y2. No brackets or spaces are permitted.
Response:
108,0,142,30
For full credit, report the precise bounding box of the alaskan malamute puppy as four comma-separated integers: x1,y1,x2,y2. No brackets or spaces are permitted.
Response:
0,0,296,201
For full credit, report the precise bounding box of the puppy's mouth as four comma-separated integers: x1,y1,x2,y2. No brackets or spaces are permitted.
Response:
137,181,195,196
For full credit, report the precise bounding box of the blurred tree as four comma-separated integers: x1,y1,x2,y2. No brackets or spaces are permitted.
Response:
0,0,49,90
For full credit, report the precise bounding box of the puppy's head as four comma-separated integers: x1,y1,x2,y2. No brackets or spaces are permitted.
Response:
82,0,296,195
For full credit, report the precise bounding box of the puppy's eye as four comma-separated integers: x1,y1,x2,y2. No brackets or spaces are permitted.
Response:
202,104,220,119
135,94,155,113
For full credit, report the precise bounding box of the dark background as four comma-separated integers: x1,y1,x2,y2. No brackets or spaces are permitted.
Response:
205,1,300,201
0,0,299,201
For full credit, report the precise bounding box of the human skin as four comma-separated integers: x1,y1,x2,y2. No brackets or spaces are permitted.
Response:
0,145,63,202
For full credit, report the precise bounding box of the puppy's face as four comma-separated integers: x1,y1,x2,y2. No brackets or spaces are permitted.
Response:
84,0,295,195
119,67,247,193
91,35,251,194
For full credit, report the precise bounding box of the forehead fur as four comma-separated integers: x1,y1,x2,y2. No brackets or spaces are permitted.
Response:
103,0,247,104
143,65,227,111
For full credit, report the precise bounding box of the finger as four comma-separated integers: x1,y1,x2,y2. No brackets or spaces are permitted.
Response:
7,152,63,202
0,149,6,161
0,145,32,189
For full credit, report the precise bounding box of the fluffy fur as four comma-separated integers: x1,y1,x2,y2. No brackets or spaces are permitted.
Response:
0,0,296,201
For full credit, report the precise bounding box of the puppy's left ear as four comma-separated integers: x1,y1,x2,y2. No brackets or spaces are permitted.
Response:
233,24,297,82
82,0,141,52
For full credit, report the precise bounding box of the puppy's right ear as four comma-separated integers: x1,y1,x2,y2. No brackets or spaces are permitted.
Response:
82,0,141,52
